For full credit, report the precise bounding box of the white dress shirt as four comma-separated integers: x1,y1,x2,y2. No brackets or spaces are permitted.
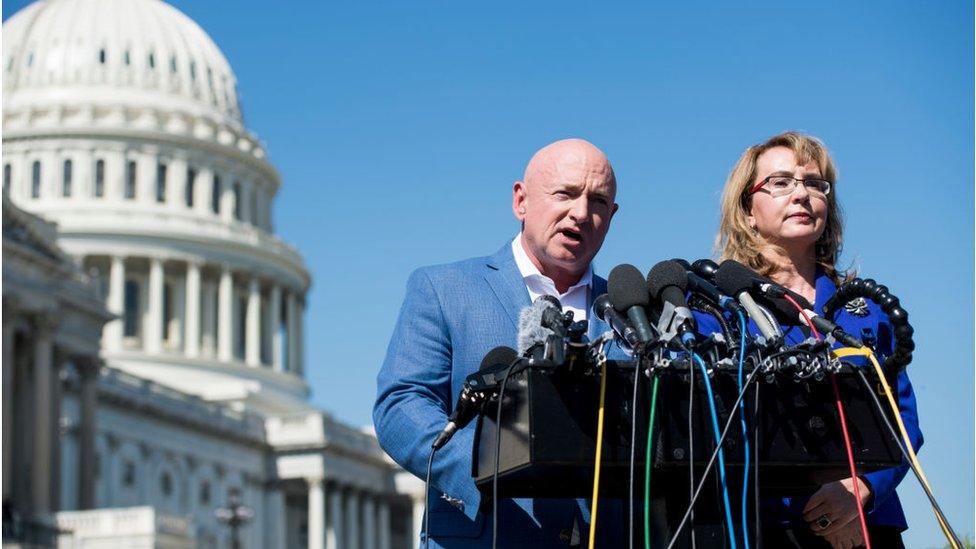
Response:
511,234,592,321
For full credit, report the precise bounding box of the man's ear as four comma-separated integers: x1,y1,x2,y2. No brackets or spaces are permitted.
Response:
512,181,527,221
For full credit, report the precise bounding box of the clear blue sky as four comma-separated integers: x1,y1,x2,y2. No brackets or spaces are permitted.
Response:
5,1,972,545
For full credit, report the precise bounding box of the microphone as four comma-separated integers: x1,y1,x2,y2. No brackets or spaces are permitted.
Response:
763,292,864,348
691,258,720,279
608,264,656,345
517,296,560,356
432,346,519,450
593,293,642,350
646,260,697,346
713,260,780,342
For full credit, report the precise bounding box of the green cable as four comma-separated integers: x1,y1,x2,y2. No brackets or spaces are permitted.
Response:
643,375,660,549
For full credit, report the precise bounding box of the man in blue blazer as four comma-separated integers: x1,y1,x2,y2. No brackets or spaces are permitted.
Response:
374,139,620,547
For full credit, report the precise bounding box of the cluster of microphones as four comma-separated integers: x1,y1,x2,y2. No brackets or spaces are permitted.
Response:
433,258,914,450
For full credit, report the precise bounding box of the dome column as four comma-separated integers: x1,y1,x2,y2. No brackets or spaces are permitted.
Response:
246,276,261,367
184,260,202,358
105,255,126,352
146,258,164,354
218,265,233,362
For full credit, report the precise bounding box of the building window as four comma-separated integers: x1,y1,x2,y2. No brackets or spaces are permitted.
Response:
156,162,167,203
236,295,247,359
148,52,155,69
62,159,73,197
211,175,221,214
200,481,211,505
3,163,11,195
125,160,137,199
123,50,130,66
31,160,41,198
190,60,197,81
163,283,173,341
122,461,136,487
123,279,140,337
233,182,241,220
185,167,196,207
160,472,172,497
94,159,105,198
249,189,257,225
170,55,177,73
98,48,106,64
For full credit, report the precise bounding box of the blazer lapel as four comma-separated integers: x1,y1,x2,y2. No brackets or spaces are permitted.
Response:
484,241,531,330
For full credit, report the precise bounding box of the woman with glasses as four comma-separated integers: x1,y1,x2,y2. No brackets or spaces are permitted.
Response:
706,131,920,548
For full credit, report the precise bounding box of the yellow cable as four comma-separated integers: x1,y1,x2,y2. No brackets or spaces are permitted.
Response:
587,359,609,549
831,347,958,549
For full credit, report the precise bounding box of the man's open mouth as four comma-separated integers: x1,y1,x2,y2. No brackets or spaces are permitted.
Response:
559,228,583,242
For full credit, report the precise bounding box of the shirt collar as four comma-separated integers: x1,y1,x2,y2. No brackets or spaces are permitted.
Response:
511,233,593,294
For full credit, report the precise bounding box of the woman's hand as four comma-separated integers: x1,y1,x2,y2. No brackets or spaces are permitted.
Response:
801,477,872,539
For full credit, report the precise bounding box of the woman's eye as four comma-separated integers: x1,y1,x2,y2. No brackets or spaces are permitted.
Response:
770,178,791,188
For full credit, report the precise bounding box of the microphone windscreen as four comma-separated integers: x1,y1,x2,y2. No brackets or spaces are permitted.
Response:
517,299,556,355
646,260,689,302
692,259,720,279
714,259,759,296
536,294,562,310
608,264,649,312
479,346,518,370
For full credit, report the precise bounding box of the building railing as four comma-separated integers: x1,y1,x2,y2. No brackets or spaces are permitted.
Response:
99,367,266,441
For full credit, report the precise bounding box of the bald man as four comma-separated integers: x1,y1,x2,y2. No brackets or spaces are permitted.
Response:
374,139,621,548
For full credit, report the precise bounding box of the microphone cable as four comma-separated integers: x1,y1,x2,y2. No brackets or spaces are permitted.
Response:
783,293,871,548
666,365,759,549
587,351,611,549
833,347,962,548
751,362,761,549
734,310,751,549
629,354,642,549
643,374,661,549
423,447,435,549
687,350,697,549
490,356,522,549
690,352,737,549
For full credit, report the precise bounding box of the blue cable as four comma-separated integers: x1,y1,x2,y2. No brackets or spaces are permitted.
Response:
736,310,751,549
691,352,737,549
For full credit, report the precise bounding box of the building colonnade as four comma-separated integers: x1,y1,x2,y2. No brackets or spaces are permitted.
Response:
304,478,392,549
2,307,101,518
92,253,304,374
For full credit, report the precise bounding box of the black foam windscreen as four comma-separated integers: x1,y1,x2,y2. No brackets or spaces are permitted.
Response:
714,259,759,296
480,346,518,370
608,264,649,312
646,260,689,302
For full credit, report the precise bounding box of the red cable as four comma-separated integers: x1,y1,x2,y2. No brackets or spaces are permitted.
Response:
830,374,873,549
784,292,871,548
782,293,821,341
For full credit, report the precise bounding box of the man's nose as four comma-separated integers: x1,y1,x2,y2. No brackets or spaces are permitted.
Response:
568,197,590,223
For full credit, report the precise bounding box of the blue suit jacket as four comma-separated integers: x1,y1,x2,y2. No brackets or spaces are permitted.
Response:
694,270,922,531
374,241,622,548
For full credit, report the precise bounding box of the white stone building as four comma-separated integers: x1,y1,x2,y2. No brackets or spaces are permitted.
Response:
1,0,422,547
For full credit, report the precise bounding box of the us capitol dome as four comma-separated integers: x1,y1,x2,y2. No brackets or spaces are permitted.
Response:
2,1,421,547
3,0,311,412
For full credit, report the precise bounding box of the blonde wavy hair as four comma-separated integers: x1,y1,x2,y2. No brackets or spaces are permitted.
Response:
715,131,848,284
